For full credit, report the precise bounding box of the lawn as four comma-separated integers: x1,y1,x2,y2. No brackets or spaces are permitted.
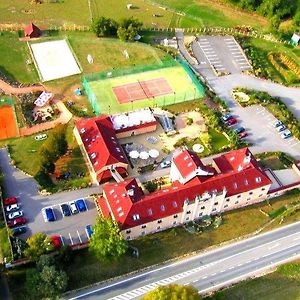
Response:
145,0,268,29
208,261,300,300
0,32,38,84
0,0,90,26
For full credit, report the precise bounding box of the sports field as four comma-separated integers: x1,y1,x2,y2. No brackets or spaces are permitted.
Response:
83,61,205,114
0,102,19,140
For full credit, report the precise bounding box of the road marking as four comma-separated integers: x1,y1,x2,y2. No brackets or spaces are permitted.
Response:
193,279,198,283
69,233,74,245
202,276,208,279
60,235,65,246
77,230,82,244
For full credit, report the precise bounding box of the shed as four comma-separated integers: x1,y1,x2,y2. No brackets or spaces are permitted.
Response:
24,22,41,39
291,33,300,46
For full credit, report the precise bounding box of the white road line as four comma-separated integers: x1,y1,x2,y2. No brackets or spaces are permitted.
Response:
193,279,198,283
293,236,300,241
68,233,74,245
206,54,217,57
77,230,82,244
202,276,208,279
60,235,65,246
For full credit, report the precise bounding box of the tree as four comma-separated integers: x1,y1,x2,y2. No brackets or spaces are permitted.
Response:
117,17,143,42
145,181,158,193
24,233,54,261
25,255,68,300
92,17,118,37
142,284,202,300
259,0,296,19
293,10,300,26
89,218,128,262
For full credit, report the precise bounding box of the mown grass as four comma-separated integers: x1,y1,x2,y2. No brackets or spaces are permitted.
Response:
0,32,38,83
7,192,300,299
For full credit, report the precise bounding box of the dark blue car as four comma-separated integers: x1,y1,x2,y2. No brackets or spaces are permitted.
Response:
76,199,87,212
43,207,55,222
85,225,93,239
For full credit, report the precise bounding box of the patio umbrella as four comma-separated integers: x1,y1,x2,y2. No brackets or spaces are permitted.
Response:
139,151,149,160
192,144,204,153
129,150,139,159
149,149,159,158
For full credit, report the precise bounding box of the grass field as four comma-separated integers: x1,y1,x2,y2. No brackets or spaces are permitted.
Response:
85,63,204,114
208,261,300,300
0,32,38,83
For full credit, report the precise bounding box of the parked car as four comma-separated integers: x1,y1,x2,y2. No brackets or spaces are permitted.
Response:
160,160,171,169
69,201,79,214
11,226,27,236
60,204,71,217
225,118,237,126
239,132,248,139
281,130,292,139
5,204,20,213
42,207,56,222
276,125,286,132
3,197,17,206
234,127,245,134
221,113,232,122
7,211,23,220
50,235,61,249
272,120,283,128
35,133,48,141
85,225,94,239
76,199,87,212
7,217,27,228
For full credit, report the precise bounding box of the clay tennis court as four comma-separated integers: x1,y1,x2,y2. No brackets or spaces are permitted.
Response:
0,105,19,140
112,77,173,103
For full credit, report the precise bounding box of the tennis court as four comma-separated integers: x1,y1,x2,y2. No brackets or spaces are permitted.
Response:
0,104,19,140
83,59,205,115
113,78,173,103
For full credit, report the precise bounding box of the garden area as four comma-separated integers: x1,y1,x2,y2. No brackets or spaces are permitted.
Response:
233,88,300,140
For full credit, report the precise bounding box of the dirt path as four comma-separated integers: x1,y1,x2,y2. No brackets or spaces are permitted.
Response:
0,79,45,94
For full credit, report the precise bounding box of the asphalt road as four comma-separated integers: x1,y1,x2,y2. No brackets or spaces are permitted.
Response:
65,221,300,300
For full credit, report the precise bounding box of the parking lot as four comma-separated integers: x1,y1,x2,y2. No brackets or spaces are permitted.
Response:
0,148,100,247
193,35,252,75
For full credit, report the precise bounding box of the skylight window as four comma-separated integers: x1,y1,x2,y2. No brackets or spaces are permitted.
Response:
187,162,192,167
160,205,165,212
184,155,189,160
256,177,262,183
172,201,178,208
80,128,86,133
132,214,140,221
119,212,124,217
148,208,153,216
109,189,115,194
117,207,122,212
233,182,238,189
244,179,249,186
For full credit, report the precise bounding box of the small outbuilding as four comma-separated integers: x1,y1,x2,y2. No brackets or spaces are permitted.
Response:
291,32,300,46
24,22,41,39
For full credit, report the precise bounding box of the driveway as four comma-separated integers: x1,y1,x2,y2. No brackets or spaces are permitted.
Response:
0,148,100,246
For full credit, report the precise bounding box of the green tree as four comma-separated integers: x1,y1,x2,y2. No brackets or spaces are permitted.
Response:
24,233,54,261
293,10,300,26
259,0,296,19
145,181,158,193
117,17,143,42
142,284,202,300
92,17,118,37
89,218,128,262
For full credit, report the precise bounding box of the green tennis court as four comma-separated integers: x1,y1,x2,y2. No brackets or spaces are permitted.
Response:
82,59,205,115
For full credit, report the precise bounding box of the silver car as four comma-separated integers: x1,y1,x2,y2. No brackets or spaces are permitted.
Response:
8,211,23,220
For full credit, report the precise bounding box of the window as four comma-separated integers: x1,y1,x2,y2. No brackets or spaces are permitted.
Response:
173,214,178,219
235,200,239,204
199,212,203,217
172,201,178,208
186,210,191,214
237,195,241,198
249,192,253,195
132,214,140,221
256,177,262,183
141,225,146,229
126,230,131,234
126,236,130,240
160,205,165,212
233,182,238,189
148,208,153,216
224,204,228,208
212,208,217,212
173,221,177,225
226,198,230,202
247,198,251,201
158,220,162,224
261,188,266,191
157,226,161,230
186,217,189,221
244,179,249,186
259,194,263,197
214,202,218,206
141,231,146,236
201,206,205,210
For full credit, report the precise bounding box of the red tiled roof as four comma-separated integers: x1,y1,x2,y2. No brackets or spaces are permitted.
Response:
103,148,272,230
75,116,128,180
98,197,111,218
24,22,40,36
173,150,215,182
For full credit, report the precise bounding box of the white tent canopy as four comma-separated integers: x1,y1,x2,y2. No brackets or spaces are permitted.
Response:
149,149,159,158
139,151,149,160
192,144,205,153
129,150,139,159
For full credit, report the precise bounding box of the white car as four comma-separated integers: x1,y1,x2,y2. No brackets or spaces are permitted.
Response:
5,204,20,212
276,125,286,132
281,130,292,139
69,201,79,214
35,133,48,141
7,211,23,220
160,160,171,169
272,120,283,128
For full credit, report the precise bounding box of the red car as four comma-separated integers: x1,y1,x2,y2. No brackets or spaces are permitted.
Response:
239,132,248,139
7,217,27,228
3,197,17,206
225,118,237,126
50,235,61,249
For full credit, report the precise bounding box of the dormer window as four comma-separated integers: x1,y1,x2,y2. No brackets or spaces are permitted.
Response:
172,201,178,208
256,177,262,183
80,128,86,133
132,214,140,221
